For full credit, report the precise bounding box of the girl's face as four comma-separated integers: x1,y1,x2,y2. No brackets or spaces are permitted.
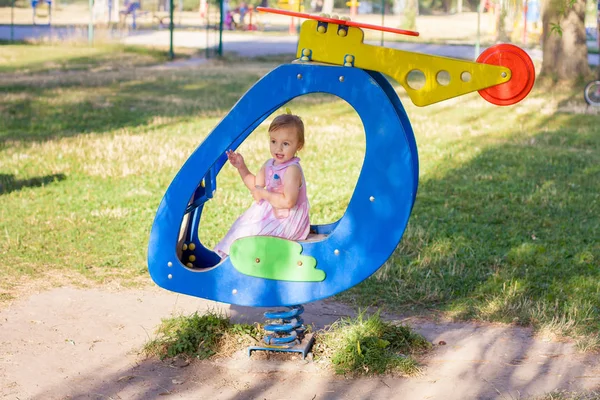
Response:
269,126,302,165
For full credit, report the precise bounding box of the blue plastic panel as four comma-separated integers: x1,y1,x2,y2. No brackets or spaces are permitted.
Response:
148,63,418,307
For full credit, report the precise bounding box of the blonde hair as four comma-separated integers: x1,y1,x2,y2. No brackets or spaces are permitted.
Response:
268,114,305,148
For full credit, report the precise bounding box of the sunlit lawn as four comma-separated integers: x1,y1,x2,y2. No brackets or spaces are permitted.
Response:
0,44,598,349
0,43,175,74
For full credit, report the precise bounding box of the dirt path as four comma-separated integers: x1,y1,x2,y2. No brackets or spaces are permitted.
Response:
1,285,599,399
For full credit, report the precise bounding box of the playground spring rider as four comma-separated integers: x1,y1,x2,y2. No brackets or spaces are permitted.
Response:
148,8,536,357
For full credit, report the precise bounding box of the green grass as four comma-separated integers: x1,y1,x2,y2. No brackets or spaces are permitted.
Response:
0,45,599,349
0,43,173,74
144,309,430,376
530,391,600,400
143,311,261,359
338,87,600,347
314,310,431,376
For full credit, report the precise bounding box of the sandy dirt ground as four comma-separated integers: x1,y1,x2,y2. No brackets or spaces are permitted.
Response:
1,284,599,400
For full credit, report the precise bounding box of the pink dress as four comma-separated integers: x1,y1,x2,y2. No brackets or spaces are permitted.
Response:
214,157,310,257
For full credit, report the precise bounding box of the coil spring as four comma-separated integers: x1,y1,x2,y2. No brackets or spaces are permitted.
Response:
262,305,305,346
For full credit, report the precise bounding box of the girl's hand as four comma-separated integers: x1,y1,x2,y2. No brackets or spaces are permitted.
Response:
252,186,265,203
226,150,245,170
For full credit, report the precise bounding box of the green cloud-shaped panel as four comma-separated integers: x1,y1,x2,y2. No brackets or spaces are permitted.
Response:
230,236,325,282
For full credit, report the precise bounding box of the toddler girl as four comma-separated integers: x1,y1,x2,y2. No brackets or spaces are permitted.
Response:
214,113,310,257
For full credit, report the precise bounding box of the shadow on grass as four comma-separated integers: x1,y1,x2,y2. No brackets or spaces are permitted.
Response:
0,69,255,143
340,109,600,338
0,39,31,45
0,173,66,195
0,56,338,144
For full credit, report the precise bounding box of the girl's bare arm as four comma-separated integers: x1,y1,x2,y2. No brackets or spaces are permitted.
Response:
253,165,301,209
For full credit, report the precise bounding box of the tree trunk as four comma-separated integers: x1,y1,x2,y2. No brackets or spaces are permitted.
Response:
442,0,451,12
495,3,510,42
540,0,589,80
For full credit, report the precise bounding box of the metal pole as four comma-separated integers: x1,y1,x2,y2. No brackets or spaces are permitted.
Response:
169,0,174,59
289,0,295,34
178,0,182,25
297,0,300,34
11,0,15,42
89,0,94,45
522,0,527,45
597,0,599,79
218,0,223,56
475,0,481,60
380,0,384,46
205,2,209,58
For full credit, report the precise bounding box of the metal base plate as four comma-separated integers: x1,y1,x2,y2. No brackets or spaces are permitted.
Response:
248,333,315,360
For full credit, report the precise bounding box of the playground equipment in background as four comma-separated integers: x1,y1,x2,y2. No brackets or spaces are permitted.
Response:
148,8,535,355
120,0,145,29
119,0,181,29
346,0,359,17
92,0,120,25
31,0,52,26
277,0,304,12
512,0,542,45
154,0,183,27
226,4,260,31
584,0,600,107
523,0,541,40
276,0,304,33
482,0,542,44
